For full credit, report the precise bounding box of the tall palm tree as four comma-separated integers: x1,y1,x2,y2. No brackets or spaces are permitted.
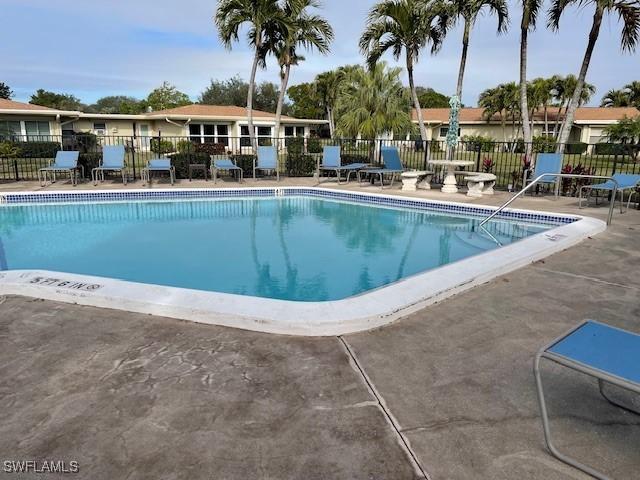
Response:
601,88,632,107
314,66,358,137
270,0,333,142
335,63,414,140
518,0,543,160
447,0,509,100
478,82,519,142
550,0,640,150
215,0,290,150
550,74,595,137
528,77,554,135
359,0,447,142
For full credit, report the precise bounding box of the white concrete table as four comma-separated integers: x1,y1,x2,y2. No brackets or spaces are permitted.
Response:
400,170,433,191
428,160,475,194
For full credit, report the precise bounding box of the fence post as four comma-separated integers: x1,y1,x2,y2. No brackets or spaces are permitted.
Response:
130,135,137,180
475,145,481,172
13,158,19,182
612,150,618,175
423,140,429,170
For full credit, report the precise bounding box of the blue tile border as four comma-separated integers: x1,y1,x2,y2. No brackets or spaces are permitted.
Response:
0,188,576,226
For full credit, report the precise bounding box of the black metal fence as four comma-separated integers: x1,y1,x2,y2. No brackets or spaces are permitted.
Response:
0,134,638,193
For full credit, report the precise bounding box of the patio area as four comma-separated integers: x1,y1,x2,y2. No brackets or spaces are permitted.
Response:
0,179,639,479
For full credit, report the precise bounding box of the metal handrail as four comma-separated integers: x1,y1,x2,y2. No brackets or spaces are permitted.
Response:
479,174,620,227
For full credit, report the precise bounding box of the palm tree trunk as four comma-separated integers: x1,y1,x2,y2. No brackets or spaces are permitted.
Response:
519,17,532,161
544,104,548,135
274,63,291,149
247,46,261,151
501,114,507,143
553,104,563,137
407,54,427,142
556,5,603,152
327,107,335,138
456,18,471,99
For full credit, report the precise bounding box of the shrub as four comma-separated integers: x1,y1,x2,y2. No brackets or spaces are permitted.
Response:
9,141,60,157
150,138,174,155
194,142,227,155
514,136,556,154
286,137,314,176
341,154,369,165
565,142,588,155
230,154,256,176
560,163,594,196
482,156,494,173
169,152,209,178
461,134,496,152
176,140,194,153
307,137,322,154
593,143,628,155
0,141,21,158
286,137,304,155
78,152,102,175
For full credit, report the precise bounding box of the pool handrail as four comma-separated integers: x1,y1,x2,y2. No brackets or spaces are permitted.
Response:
479,173,620,227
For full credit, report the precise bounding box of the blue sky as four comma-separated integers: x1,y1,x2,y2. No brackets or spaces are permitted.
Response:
1,0,638,107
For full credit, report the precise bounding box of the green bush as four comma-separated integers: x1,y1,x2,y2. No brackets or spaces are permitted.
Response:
169,152,209,178
286,153,315,176
78,152,102,175
565,142,588,155
150,138,174,155
593,143,628,155
341,154,369,165
461,134,496,152
230,154,256,176
194,142,227,155
176,140,194,153
514,136,556,154
286,137,305,155
9,141,60,157
307,137,322,154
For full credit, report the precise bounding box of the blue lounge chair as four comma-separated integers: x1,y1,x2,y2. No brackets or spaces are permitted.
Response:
317,146,369,184
253,146,279,181
211,157,243,183
579,173,640,212
38,150,81,186
143,158,175,186
534,320,640,479
92,145,127,185
524,153,563,195
358,146,404,189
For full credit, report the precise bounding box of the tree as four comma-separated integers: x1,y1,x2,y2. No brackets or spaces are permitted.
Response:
478,82,519,142
604,115,640,144
88,95,145,114
335,63,413,139
416,86,450,107
518,0,542,161
268,0,333,141
145,81,191,111
625,81,640,109
445,0,508,101
549,0,640,150
287,82,324,119
359,0,447,142
29,89,84,110
551,74,595,136
528,77,554,134
0,82,13,100
314,66,358,136
215,0,291,149
601,88,632,107
254,81,282,113
199,76,249,106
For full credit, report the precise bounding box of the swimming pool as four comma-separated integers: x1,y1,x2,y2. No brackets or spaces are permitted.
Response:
0,188,605,335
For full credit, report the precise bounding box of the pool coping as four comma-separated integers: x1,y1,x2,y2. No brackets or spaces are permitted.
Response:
0,187,605,336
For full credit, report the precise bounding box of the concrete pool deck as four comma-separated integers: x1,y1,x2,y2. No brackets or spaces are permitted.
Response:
0,178,639,479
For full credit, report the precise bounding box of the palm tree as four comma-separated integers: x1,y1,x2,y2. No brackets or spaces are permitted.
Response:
335,63,414,140
549,0,640,150
215,0,290,150
624,80,640,109
550,74,595,137
518,0,543,160
359,0,447,142
478,82,519,142
314,66,358,137
270,0,333,142
528,77,554,135
447,0,509,101
601,88,631,107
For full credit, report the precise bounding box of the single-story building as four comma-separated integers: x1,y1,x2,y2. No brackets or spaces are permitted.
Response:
412,107,640,143
0,99,327,148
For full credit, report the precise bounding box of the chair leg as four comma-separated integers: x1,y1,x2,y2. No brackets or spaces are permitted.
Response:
534,356,611,480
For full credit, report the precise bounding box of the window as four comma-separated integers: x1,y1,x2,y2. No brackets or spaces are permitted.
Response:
240,125,273,146
439,126,460,138
25,121,50,140
189,123,230,146
0,120,22,139
284,126,305,137
93,122,107,135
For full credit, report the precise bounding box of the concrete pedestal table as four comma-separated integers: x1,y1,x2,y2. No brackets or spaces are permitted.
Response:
428,160,475,194
400,170,433,191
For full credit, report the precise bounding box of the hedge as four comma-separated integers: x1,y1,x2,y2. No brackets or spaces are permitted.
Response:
9,141,60,157
169,152,210,178
565,142,588,155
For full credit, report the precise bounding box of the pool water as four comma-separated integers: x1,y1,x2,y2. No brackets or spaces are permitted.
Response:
0,196,550,301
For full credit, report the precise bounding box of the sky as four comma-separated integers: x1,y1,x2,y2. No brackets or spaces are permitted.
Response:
1,0,638,107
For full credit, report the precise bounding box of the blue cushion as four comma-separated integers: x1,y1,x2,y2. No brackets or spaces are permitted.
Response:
52,151,79,168
590,173,640,191
322,146,341,168
548,321,640,384
148,159,171,169
533,153,563,183
257,146,277,169
381,147,403,171
215,158,241,169
102,145,125,168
